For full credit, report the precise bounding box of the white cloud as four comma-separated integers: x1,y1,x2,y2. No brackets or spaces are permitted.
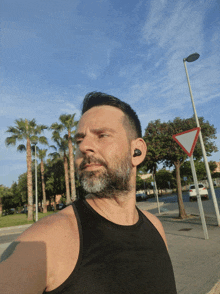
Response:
60,102,81,119
135,0,219,119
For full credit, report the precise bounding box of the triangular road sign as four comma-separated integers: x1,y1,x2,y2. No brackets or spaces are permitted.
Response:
172,127,200,157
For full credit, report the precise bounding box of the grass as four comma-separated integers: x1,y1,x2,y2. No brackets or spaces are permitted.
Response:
0,211,56,228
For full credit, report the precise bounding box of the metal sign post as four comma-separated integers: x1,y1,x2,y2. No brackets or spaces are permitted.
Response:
173,128,209,239
152,176,160,214
190,156,209,239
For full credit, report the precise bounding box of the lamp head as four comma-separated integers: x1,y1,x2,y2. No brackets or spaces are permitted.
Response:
183,53,200,62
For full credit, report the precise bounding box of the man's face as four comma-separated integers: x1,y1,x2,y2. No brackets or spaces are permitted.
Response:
74,106,133,198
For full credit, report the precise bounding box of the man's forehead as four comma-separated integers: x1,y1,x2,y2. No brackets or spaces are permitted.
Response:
78,105,125,126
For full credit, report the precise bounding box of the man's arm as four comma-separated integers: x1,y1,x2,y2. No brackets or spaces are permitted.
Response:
0,214,58,294
0,239,47,294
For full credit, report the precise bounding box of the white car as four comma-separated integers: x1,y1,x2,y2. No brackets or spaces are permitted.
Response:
189,184,209,201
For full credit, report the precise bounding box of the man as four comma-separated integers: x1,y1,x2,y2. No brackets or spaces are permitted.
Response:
0,92,177,294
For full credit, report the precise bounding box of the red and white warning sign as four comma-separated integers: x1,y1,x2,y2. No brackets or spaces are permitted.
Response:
172,127,200,157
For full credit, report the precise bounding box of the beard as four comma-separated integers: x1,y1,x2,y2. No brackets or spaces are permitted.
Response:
76,153,132,198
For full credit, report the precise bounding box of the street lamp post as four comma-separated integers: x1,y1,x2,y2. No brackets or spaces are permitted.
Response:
183,53,220,227
33,141,38,222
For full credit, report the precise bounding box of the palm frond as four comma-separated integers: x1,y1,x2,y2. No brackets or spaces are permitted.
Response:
50,122,63,132
6,127,19,134
64,134,69,141
51,130,62,142
38,149,47,160
30,136,38,144
17,144,26,152
59,113,77,129
5,136,17,146
34,124,48,135
39,136,48,145
48,152,60,160
29,119,37,127
49,145,57,151
31,145,36,154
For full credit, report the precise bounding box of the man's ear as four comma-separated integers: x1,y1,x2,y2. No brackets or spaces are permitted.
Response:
131,138,147,167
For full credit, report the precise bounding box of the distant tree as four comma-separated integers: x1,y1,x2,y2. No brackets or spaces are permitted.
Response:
36,148,48,213
136,175,145,191
136,174,153,193
0,185,5,216
17,172,28,204
49,132,71,205
5,119,48,220
45,158,66,198
155,169,175,193
144,116,218,219
141,119,168,199
180,160,217,183
51,114,78,201
0,185,13,214
212,172,220,179
11,182,23,210
142,119,167,174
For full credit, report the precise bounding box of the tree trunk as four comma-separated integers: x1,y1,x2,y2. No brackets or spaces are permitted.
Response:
64,153,71,204
26,138,33,221
53,196,57,212
68,131,76,201
175,161,187,219
41,159,47,213
0,197,2,217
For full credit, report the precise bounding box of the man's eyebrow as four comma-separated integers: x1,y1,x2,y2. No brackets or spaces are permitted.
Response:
91,127,116,134
74,128,116,140
74,132,85,141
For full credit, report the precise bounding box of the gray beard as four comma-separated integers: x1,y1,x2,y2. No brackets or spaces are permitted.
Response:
76,155,132,198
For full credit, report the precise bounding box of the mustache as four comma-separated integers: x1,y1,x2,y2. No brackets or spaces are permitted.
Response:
79,156,107,170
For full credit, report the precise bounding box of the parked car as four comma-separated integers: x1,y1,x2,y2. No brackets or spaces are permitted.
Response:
9,208,18,214
2,208,18,215
136,193,148,202
189,184,209,201
58,203,66,210
20,207,28,214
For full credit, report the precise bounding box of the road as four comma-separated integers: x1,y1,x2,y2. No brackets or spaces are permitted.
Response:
148,187,220,218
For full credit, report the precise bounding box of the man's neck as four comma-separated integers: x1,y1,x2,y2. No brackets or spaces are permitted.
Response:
86,193,139,226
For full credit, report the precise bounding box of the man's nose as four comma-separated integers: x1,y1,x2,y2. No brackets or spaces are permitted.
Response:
78,135,96,155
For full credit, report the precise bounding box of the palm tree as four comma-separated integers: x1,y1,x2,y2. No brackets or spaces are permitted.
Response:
51,114,78,201
37,148,48,213
5,119,47,220
49,132,71,205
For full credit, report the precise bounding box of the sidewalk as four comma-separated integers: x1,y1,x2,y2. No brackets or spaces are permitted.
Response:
0,201,220,294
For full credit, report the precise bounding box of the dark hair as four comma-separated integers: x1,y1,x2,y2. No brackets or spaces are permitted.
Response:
81,91,142,139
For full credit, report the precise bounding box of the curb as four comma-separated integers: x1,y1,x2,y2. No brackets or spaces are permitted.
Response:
0,224,32,232
136,201,164,211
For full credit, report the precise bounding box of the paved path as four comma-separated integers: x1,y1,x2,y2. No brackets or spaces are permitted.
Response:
1,201,220,294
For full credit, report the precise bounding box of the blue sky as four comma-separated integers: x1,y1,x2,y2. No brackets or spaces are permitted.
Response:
1,0,220,187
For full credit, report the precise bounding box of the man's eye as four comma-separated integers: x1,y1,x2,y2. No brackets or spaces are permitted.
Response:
99,133,108,138
76,140,82,145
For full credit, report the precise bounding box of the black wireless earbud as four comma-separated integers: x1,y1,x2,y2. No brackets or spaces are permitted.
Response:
133,149,142,157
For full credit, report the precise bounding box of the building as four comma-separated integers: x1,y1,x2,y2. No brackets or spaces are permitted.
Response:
214,162,220,173
138,173,153,180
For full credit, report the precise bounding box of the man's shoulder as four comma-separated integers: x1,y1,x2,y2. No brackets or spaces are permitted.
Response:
16,204,77,243
0,204,79,294
140,209,162,227
140,209,168,249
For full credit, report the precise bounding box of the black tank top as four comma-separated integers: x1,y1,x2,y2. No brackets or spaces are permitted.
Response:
44,199,177,294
